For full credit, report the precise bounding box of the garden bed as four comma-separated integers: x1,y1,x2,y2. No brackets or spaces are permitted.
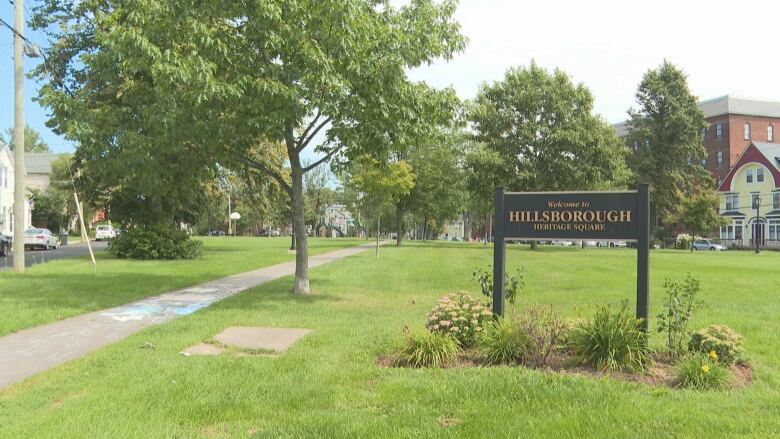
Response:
377,350,754,389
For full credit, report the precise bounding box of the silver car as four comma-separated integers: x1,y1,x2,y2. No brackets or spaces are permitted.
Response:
691,239,726,251
24,228,59,250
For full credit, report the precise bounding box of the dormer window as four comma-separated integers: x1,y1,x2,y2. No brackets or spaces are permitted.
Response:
757,167,764,183
746,169,753,183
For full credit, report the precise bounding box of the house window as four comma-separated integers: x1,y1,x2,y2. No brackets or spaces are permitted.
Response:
717,151,724,169
701,157,708,167
735,220,743,239
744,122,751,140
725,194,739,211
769,219,780,241
747,169,753,183
701,128,706,141
757,167,764,183
774,192,780,209
770,124,775,142
716,123,723,140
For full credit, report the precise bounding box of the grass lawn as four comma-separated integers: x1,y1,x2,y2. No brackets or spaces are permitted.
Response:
0,237,361,336
2,242,780,437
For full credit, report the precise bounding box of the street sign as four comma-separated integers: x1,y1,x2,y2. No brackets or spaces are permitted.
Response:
493,185,651,330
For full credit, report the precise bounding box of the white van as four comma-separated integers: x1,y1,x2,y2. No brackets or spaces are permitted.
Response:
95,225,117,241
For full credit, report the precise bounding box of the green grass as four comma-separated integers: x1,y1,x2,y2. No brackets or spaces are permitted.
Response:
0,237,361,336
2,242,780,437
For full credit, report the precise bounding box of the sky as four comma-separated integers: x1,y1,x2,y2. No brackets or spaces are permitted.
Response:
2,0,780,156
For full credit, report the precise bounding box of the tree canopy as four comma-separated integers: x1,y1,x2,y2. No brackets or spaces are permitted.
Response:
2,125,51,153
470,63,630,194
627,61,709,225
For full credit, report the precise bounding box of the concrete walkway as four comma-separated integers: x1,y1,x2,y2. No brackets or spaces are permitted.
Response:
0,242,379,388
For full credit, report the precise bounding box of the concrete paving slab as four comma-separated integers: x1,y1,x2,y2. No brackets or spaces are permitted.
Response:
213,327,312,352
182,343,224,356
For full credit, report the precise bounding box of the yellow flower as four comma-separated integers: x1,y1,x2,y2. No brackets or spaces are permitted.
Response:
709,350,718,360
701,364,710,374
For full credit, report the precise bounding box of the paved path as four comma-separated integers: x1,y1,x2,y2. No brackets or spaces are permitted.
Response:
0,241,109,270
0,242,379,388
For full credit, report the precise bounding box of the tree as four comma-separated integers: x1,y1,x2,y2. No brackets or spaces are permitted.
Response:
349,157,415,257
627,61,709,226
2,125,51,153
680,189,727,252
34,0,464,293
470,63,630,246
465,142,504,243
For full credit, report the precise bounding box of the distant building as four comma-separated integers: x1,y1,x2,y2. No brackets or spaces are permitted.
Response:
716,141,780,249
25,153,61,192
615,95,780,186
322,204,353,236
440,215,465,241
0,142,33,236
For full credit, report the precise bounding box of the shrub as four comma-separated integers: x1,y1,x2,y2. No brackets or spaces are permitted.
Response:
108,224,203,260
426,292,492,347
477,317,528,365
675,234,703,250
657,275,702,356
567,302,650,372
517,305,568,367
676,354,731,390
391,329,460,368
472,266,525,311
688,325,744,365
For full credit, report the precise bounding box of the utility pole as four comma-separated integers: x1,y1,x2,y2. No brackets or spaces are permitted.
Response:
753,195,761,254
12,0,26,273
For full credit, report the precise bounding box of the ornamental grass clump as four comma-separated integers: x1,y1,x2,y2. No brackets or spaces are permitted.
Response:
477,317,529,365
567,302,650,372
689,325,744,365
391,329,460,368
426,292,492,347
676,353,731,390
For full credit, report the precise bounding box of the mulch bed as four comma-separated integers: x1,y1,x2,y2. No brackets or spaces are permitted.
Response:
377,351,753,390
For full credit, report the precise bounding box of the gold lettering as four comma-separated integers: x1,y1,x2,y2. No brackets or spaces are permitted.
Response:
573,211,583,222
550,211,560,222
606,210,618,222
583,211,595,222
560,211,572,222
620,210,632,223
509,211,520,222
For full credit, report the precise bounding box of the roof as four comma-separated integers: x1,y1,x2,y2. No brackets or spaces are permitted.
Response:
24,153,60,174
717,141,780,191
699,95,780,119
614,95,780,135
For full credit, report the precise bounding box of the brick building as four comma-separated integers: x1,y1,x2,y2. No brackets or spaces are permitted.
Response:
615,95,780,186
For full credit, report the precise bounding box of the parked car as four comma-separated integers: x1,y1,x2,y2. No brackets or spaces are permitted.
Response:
551,240,574,246
692,239,727,251
207,230,226,236
0,235,11,256
24,228,58,250
584,240,598,247
260,229,280,237
95,225,117,241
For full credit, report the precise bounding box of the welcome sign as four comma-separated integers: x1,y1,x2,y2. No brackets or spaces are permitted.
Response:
503,192,639,241
492,186,651,333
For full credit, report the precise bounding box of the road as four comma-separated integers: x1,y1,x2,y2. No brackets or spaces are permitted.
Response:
0,241,109,270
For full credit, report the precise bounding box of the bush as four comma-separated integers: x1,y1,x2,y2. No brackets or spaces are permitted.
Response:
568,302,650,372
675,234,704,250
477,317,528,365
676,354,730,390
688,325,744,365
657,275,702,356
472,266,525,311
517,306,568,367
426,292,492,347
391,329,460,368
108,224,203,260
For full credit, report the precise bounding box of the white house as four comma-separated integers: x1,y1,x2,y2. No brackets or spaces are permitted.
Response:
0,141,33,237
322,204,354,236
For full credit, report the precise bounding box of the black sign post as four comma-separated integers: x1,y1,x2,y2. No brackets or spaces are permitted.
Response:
493,184,651,331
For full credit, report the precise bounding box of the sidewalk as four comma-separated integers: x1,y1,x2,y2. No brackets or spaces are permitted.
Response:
0,242,378,388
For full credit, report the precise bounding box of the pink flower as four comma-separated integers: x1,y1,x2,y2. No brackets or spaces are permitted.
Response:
440,320,451,327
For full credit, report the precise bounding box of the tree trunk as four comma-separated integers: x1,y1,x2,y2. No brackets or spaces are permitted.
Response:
463,212,473,242
395,203,404,246
376,216,380,258
288,142,310,294
486,212,491,245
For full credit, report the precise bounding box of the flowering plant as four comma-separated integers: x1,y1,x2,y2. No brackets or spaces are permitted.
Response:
426,291,492,346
